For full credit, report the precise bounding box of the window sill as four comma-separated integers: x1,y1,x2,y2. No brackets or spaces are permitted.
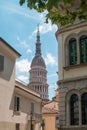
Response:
64,125,87,128
13,111,21,115
63,63,87,70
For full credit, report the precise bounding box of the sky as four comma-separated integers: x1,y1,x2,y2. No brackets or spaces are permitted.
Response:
0,0,58,99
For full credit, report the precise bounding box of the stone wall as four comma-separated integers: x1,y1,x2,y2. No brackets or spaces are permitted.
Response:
59,79,87,127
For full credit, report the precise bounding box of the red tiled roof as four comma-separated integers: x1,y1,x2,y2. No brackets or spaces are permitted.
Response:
42,107,58,114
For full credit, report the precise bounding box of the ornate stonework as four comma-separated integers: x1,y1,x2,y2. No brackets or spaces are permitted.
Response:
28,27,49,101
56,22,87,130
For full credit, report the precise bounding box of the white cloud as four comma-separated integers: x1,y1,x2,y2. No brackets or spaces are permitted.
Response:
31,22,57,36
17,36,28,48
49,82,58,89
17,36,32,53
44,53,57,66
39,23,56,34
17,75,28,83
29,23,57,40
27,49,32,53
16,59,31,73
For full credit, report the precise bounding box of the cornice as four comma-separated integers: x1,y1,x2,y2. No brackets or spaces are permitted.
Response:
58,75,87,85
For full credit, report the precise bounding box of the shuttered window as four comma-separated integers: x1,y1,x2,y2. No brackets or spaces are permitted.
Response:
31,102,34,113
14,96,20,111
16,123,20,130
0,55,4,71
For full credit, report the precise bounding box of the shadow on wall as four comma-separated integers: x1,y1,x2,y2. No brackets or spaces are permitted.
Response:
9,89,31,115
1,57,15,81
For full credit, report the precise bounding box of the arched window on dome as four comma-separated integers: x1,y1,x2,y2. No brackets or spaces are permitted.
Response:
70,94,79,125
80,35,87,63
69,38,77,65
81,93,87,125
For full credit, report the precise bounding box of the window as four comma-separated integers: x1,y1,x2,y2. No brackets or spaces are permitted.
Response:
16,123,20,130
65,34,87,67
80,35,87,63
31,102,34,113
81,93,87,125
41,119,45,129
14,96,20,112
69,38,77,65
70,94,79,125
0,55,4,71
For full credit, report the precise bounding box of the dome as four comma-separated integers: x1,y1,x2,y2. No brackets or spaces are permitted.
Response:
31,55,46,68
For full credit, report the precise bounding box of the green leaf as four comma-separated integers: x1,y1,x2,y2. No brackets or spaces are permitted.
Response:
19,0,87,26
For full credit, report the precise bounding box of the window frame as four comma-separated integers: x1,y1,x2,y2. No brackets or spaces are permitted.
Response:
64,33,87,69
80,35,87,64
81,93,87,125
69,38,77,66
0,54,4,71
14,96,20,112
70,94,79,125
30,102,35,114
16,123,20,130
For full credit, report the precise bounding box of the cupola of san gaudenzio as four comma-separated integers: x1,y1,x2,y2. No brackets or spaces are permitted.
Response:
28,26,49,101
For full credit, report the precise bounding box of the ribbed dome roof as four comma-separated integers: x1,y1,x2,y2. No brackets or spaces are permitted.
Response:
31,55,46,68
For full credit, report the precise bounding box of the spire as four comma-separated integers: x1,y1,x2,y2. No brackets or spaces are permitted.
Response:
35,25,41,56
37,24,40,42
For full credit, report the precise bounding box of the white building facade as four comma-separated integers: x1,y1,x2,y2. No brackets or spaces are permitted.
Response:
56,21,87,130
0,38,42,130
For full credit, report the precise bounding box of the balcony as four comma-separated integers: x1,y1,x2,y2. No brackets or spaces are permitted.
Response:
28,112,42,122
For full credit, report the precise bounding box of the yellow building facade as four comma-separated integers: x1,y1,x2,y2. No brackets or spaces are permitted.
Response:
42,89,59,130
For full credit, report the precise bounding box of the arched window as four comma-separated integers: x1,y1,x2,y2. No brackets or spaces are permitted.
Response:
81,93,87,125
69,38,77,65
80,35,87,63
70,94,79,125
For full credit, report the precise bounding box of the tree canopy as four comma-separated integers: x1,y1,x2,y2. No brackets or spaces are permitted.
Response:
19,0,87,26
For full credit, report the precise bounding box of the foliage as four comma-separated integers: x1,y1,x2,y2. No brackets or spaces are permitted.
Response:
19,0,87,26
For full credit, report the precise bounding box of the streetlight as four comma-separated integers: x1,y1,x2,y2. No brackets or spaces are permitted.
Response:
41,119,45,130
56,116,61,130
30,111,33,130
